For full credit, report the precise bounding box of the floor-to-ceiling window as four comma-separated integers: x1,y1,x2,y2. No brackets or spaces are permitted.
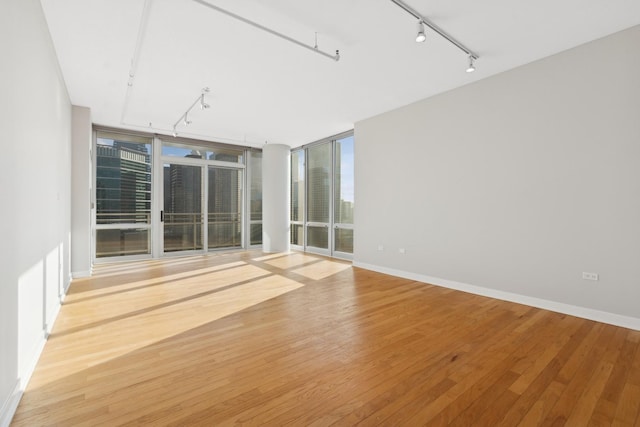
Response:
248,150,263,246
333,134,354,256
290,131,354,259
95,131,152,258
290,149,305,247
93,128,259,261
306,143,331,252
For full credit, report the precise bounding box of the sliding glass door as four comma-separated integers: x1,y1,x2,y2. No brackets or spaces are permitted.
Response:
163,163,203,253
208,166,242,249
93,129,261,261
160,140,245,255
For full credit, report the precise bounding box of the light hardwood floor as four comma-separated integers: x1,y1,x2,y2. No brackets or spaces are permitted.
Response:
11,251,640,426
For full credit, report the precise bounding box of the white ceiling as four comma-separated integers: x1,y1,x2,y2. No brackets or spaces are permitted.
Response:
41,0,640,148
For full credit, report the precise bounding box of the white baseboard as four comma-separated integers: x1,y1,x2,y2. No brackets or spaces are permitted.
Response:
353,261,640,331
46,299,63,336
1,286,68,426
0,335,47,426
0,381,22,427
71,270,91,279
20,335,47,391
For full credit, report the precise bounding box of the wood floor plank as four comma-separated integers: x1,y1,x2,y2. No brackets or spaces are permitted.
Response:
540,323,619,426
565,327,628,425
612,338,640,426
400,311,573,425
589,331,638,426
317,304,524,425
517,380,566,427
9,251,640,426
498,319,590,426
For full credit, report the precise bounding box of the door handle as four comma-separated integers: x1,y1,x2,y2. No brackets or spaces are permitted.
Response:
160,210,164,222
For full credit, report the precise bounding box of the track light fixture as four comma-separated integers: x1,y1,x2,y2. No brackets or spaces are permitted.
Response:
466,55,476,73
172,87,210,137
200,93,210,110
391,0,479,72
192,0,340,62
415,20,426,43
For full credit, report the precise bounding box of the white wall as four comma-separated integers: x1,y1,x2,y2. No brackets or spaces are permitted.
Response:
0,0,72,425
354,25,640,327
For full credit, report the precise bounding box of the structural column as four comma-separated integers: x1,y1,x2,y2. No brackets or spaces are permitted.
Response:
71,106,92,277
262,143,290,253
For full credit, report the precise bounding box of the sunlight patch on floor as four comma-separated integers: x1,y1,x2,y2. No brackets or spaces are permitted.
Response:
252,252,292,262
265,253,323,270
66,260,248,299
291,260,351,281
28,264,304,389
87,254,239,280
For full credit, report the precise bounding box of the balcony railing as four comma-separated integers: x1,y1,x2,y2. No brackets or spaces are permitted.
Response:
96,212,245,253
97,212,151,224
163,212,242,251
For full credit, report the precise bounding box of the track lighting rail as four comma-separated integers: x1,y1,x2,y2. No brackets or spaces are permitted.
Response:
192,0,340,62
390,0,478,60
172,87,211,137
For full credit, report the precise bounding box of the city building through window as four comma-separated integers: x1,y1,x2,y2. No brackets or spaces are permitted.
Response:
94,130,261,260
290,132,354,259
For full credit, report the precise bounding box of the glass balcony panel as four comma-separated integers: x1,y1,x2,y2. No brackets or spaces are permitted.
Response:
163,213,203,252
290,224,304,246
96,229,150,258
307,226,328,249
334,228,354,254
250,223,263,246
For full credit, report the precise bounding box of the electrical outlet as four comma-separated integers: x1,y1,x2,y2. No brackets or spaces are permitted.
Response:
377,244,384,251
399,248,406,254
582,272,599,281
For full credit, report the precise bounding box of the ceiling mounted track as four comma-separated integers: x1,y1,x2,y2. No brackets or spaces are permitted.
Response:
172,87,211,137
121,0,154,124
192,0,340,62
